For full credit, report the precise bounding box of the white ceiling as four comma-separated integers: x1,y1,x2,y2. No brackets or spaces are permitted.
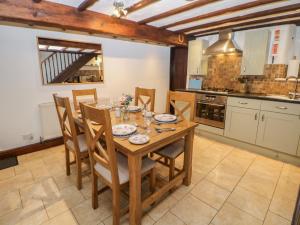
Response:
47,0,299,35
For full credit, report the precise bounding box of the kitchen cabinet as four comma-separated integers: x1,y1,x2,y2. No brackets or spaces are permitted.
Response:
225,97,300,156
240,29,270,76
187,40,208,76
256,111,300,155
225,106,260,144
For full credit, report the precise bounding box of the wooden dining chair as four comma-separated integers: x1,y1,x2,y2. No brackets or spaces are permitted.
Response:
53,94,89,190
135,87,156,111
72,88,98,111
156,91,196,181
80,103,156,225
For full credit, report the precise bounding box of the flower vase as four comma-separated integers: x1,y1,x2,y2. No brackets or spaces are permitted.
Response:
122,105,129,121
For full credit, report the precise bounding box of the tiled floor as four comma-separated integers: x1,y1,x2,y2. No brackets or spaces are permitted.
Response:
0,135,299,225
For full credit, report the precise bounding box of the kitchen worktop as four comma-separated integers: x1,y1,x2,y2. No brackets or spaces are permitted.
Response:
177,88,300,104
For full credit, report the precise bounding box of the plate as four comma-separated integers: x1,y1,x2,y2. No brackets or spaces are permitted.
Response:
112,124,137,136
154,114,177,123
129,134,150,145
127,105,141,112
96,105,112,110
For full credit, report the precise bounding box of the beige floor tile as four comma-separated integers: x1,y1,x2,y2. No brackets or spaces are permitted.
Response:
148,195,177,221
20,177,61,206
14,164,30,175
0,199,47,225
170,183,195,201
238,171,278,200
0,171,34,195
263,211,291,225
103,214,154,225
269,191,296,221
227,186,270,220
170,194,217,225
0,191,22,217
41,210,78,225
154,212,184,225
0,167,15,181
191,179,230,210
212,203,263,225
275,177,299,200
46,199,69,219
71,198,112,225
206,154,252,191
280,164,300,185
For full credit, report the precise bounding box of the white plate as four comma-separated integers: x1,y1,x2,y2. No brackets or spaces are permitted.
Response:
127,105,141,112
129,134,150,145
112,124,137,136
96,105,112,110
154,114,177,123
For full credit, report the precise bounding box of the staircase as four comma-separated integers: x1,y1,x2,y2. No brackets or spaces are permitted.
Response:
41,51,97,84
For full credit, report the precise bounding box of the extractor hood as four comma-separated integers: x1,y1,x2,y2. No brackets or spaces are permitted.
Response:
204,29,242,55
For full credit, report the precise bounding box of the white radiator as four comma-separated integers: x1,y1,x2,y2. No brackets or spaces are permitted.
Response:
39,102,61,141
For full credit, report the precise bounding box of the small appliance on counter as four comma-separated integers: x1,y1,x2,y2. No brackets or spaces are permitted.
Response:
188,77,203,90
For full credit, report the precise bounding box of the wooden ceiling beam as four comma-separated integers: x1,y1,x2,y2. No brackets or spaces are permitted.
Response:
160,0,283,29
188,13,300,36
78,0,98,12
38,38,102,50
194,19,300,37
32,0,42,2
138,0,217,24
179,3,300,33
0,0,187,46
126,0,160,14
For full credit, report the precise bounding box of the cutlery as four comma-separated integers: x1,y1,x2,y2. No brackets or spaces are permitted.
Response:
155,127,176,133
153,118,183,125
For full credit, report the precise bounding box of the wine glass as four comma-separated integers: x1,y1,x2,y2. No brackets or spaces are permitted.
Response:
144,111,152,134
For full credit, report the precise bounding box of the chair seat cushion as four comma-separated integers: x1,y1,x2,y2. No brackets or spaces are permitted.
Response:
94,153,155,185
66,134,88,153
157,138,185,159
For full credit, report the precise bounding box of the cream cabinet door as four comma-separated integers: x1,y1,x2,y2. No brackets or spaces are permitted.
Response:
256,111,300,156
241,29,270,76
187,40,208,76
225,106,260,144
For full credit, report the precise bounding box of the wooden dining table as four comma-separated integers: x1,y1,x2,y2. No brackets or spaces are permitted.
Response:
74,110,197,225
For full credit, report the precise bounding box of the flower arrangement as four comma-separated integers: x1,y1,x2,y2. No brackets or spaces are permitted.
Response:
119,94,133,107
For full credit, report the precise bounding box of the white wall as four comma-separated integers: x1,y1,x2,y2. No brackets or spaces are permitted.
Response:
198,25,300,64
0,25,170,150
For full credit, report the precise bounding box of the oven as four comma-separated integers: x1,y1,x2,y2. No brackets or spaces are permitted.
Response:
195,93,227,129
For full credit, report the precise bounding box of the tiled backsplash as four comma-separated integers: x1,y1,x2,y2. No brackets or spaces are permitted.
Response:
202,55,299,95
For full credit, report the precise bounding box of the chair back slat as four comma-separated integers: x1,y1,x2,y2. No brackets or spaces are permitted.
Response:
166,91,196,121
135,87,155,111
53,94,80,150
72,88,98,110
80,103,119,185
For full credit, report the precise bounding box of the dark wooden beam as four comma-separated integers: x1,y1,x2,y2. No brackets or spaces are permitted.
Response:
188,13,300,36
126,0,160,14
78,0,98,12
138,0,217,24
193,19,300,37
38,38,102,50
161,0,283,29
179,3,300,33
0,0,187,46
32,0,42,2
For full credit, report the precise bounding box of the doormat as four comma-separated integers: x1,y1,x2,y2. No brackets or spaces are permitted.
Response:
0,156,18,170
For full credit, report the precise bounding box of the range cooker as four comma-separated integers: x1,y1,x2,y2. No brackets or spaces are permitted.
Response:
195,88,233,129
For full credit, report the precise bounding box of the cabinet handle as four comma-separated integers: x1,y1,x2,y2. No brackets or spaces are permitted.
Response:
276,106,288,110
238,101,248,105
262,114,265,121
243,66,246,72
197,67,199,74
255,113,258,120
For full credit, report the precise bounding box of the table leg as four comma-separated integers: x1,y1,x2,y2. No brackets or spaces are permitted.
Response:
128,154,142,225
183,129,195,186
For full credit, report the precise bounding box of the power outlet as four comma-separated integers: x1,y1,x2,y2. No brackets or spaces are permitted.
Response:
22,133,34,141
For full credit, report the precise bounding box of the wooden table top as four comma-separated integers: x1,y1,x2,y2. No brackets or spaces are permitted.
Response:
74,111,198,156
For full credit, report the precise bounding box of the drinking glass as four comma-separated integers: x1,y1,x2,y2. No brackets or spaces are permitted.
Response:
144,111,152,134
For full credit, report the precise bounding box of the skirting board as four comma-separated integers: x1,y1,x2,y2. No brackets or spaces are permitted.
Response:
195,128,300,166
0,137,64,159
